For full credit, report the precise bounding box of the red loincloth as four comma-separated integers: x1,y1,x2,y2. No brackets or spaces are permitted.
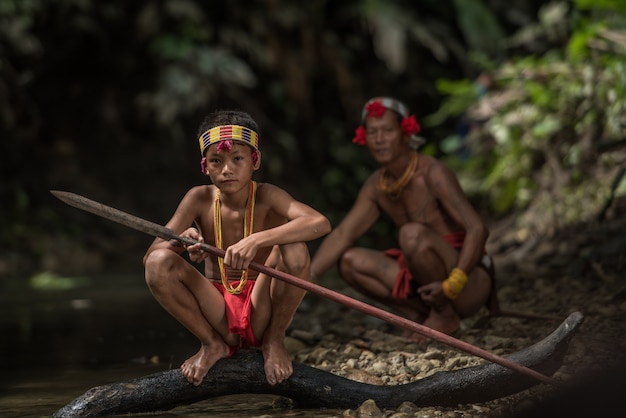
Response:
213,279,261,355
388,231,498,313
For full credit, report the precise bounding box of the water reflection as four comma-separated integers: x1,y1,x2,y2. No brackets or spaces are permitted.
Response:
0,273,342,418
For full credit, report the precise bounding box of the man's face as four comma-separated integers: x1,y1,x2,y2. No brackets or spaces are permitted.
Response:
364,110,406,164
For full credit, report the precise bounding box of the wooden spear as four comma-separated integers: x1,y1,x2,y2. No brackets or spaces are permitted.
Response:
50,190,559,385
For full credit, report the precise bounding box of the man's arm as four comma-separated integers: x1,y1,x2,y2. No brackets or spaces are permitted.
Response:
311,180,380,279
428,162,489,275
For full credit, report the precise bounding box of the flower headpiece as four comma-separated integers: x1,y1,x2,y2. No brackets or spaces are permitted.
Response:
198,124,260,174
352,97,425,149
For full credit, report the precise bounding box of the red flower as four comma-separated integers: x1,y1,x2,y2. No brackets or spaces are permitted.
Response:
352,125,366,146
366,101,386,118
401,115,421,135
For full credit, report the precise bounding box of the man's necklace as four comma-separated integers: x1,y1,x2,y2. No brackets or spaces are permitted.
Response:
213,181,257,294
376,151,418,199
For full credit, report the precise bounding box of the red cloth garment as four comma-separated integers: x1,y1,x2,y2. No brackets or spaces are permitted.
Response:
388,248,413,299
441,231,467,249
388,231,497,314
213,279,261,355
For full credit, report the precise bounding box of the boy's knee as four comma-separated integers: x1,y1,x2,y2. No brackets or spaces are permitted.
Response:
144,249,177,286
279,242,310,276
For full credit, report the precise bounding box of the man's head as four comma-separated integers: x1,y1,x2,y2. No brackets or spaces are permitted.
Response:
352,97,424,150
197,110,261,174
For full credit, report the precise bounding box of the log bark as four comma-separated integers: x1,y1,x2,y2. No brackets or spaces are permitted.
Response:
51,311,583,417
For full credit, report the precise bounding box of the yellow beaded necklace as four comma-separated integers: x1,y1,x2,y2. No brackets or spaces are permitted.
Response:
376,151,418,199
213,181,257,294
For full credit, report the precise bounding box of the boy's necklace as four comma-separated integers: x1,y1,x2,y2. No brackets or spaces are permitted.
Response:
377,151,418,199
213,181,257,294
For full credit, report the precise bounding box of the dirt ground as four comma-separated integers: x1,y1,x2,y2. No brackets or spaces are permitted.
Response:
287,198,626,417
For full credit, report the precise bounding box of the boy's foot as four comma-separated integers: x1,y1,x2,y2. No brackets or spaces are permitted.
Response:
180,341,230,386
262,336,293,386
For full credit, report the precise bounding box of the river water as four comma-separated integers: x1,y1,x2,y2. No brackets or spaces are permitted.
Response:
0,273,343,418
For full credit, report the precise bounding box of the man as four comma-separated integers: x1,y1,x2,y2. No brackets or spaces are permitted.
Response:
311,97,495,341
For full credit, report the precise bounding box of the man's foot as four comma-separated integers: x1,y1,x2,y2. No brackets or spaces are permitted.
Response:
261,336,293,386
180,341,230,386
404,305,460,344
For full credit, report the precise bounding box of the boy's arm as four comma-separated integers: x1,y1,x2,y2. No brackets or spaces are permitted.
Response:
311,179,380,279
142,186,205,265
245,184,332,246
222,184,331,269
428,162,489,275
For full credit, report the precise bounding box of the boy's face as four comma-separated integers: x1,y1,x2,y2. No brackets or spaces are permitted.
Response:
364,110,408,164
204,142,258,191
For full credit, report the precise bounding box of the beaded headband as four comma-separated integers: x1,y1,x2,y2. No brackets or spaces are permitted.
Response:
198,125,259,156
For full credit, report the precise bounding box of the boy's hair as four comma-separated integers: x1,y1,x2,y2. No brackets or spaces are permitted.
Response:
197,110,259,138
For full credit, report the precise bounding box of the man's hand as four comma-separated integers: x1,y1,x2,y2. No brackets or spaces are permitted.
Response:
417,281,447,309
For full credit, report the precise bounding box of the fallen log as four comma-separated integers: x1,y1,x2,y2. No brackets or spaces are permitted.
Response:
51,311,583,417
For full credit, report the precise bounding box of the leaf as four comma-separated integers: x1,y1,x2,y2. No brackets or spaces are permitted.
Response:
453,0,505,55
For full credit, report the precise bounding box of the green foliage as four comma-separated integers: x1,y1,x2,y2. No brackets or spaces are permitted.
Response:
423,79,482,126
575,0,626,13
431,1,626,231
453,0,505,56
1,0,584,274
29,271,90,291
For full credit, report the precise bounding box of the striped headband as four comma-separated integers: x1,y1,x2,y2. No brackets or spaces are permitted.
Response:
198,125,259,156
360,97,409,123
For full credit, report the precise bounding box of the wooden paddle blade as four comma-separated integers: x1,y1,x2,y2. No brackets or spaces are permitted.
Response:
50,190,179,243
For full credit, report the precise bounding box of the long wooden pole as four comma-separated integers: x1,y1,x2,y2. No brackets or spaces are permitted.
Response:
50,190,558,385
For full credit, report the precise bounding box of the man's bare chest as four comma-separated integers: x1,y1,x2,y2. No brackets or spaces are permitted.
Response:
379,188,442,227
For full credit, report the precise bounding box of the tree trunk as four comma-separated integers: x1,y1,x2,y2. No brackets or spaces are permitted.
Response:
51,311,583,418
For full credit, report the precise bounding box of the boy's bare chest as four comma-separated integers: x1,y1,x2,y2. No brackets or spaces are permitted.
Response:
217,209,249,246
195,204,276,247
195,208,243,245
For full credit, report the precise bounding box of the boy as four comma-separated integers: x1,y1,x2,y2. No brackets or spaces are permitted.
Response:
311,97,496,341
143,110,331,386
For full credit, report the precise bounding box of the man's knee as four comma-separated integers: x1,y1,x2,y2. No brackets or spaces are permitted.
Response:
338,248,361,282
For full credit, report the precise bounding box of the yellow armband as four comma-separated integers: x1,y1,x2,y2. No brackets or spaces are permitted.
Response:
442,268,468,300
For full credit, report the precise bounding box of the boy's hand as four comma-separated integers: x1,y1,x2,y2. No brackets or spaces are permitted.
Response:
181,227,208,263
223,235,259,270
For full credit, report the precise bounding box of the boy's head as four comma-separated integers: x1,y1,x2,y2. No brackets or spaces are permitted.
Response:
197,110,261,174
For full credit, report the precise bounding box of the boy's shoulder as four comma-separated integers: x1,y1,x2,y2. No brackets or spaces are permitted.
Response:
254,182,294,202
184,184,215,201
255,182,275,196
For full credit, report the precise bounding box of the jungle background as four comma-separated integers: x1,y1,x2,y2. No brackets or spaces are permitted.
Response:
1,0,626,416
2,0,625,278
